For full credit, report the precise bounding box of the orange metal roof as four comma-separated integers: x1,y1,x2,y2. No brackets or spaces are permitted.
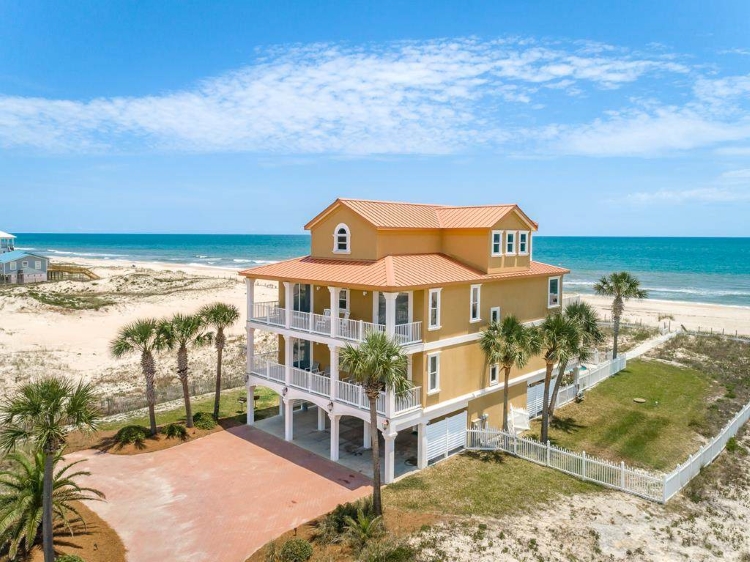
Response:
304,199,539,231
240,254,568,290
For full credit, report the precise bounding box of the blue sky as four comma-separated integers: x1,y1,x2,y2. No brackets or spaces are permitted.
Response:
2,0,750,236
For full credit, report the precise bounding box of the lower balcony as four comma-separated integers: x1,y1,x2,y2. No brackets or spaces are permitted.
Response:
250,353,422,417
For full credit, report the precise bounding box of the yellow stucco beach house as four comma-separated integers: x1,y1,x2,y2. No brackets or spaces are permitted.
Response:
241,198,568,482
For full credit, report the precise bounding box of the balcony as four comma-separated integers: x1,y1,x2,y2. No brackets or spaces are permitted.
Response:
249,301,423,346
250,353,422,417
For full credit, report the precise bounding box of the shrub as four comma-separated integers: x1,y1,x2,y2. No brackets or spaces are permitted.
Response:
193,411,217,430
316,497,374,544
163,423,188,440
727,437,740,453
358,539,416,562
278,538,313,562
57,555,85,562
344,509,384,551
114,425,148,447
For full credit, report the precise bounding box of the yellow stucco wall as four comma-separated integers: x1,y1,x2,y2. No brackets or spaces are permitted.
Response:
376,229,442,258
310,205,378,260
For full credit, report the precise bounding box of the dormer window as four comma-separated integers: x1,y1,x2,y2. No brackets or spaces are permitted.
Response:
333,223,351,254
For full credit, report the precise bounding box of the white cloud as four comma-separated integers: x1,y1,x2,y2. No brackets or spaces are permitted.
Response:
0,38,690,155
625,187,750,204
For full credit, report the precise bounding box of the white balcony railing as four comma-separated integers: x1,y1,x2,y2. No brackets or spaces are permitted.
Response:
249,355,421,416
249,303,422,345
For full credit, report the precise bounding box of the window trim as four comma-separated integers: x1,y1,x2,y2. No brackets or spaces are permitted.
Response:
338,288,350,312
427,352,441,395
428,288,442,331
518,231,529,256
332,223,351,254
490,306,501,323
505,231,517,256
489,363,499,386
21,260,28,268
10,262,17,271
490,230,503,257
469,284,482,323
548,276,561,309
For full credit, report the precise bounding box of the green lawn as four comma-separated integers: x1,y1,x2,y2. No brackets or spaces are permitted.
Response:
99,386,279,431
384,451,600,517
528,359,711,471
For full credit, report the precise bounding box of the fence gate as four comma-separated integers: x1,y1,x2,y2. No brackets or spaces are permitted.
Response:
426,410,467,462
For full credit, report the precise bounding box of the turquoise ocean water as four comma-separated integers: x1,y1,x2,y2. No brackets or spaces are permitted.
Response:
13,234,750,307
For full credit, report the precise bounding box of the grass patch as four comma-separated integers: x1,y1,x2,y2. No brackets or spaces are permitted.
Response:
528,359,710,470
383,451,599,518
26,290,116,310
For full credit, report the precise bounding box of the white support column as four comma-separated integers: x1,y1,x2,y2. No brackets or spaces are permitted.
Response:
247,327,256,375
329,344,339,401
363,421,372,449
407,355,413,382
284,334,292,386
309,285,315,332
328,286,340,337
417,422,428,469
383,431,398,484
329,414,341,461
317,407,326,431
384,292,398,337
245,278,255,321
284,398,294,441
247,385,256,426
279,400,284,417
283,281,293,329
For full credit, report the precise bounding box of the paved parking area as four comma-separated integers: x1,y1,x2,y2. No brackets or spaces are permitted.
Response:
68,425,371,562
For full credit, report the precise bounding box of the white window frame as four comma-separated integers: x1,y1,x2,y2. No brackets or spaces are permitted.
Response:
505,231,517,256
10,262,16,271
34,260,42,269
332,223,351,254
490,306,501,323
548,276,561,308
469,284,482,323
427,352,441,394
428,288,442,331
491,230,503,257
518,231,529,256
489,364,499,386
338,288,349,312
21,261,28,268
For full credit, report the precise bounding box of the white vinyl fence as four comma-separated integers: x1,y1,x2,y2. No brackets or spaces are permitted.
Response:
467,426,665,502
426,411,468,462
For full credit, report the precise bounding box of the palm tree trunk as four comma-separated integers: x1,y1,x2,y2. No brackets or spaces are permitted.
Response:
547,359,569,418
42,449,55,562
540,363,553,443
178,346,194,428
368,393,382,516
612,295,624,359
213,328,225,421
502,366,511,431
142,351,157,436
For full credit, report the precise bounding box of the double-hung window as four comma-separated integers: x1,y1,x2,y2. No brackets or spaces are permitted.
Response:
491,230,503,256
489,364,499,386
34,260,42,270
518,232,529,255
10,262,16,271
428,288,441,330
548,276,561,308
505,231,516,255
333,223,350,254
490,306,501,323
338,289,349,312
470,284,481,323
427,352,440,394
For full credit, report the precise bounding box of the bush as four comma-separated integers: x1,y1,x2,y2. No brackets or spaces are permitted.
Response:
344,509,384,551
278,538,313,562
114,425,148,447
359,539,416,562
316,497,375,544
163,423,188,440
193,411,217,430
57,555,85,562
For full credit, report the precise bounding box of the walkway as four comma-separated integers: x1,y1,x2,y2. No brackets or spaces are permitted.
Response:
68,425,371,562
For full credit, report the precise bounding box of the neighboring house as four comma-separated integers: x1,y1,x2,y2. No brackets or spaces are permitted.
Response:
0,250,49,284
241,198,568,482
0,231,15,254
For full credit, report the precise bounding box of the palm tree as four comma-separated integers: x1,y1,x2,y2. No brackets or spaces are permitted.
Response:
200,303,241,421
111,318,165,436
0,449,104,561
159,313,213,428
339,331,409,517
594,272,648,359
534,314,579,443
547,301,604,417
479,315,534,431
0,378,99,562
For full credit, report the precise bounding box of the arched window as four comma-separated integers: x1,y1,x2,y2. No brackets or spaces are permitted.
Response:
333,223,350,254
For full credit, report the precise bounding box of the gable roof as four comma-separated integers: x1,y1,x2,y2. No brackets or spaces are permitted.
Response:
0,231,15,239
240,254,567,291
0,250,47,264
304,199,538,231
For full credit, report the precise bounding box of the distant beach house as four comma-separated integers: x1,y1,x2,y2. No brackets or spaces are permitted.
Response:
241,198,568,483
0,231,49,284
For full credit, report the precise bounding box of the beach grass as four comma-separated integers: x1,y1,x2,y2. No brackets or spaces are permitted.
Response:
527,359,710,471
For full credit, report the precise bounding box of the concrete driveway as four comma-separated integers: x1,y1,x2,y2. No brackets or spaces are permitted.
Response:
68,426,371,562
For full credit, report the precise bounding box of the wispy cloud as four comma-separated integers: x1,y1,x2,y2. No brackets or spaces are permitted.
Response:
624,187,750,204
0,38,690,155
